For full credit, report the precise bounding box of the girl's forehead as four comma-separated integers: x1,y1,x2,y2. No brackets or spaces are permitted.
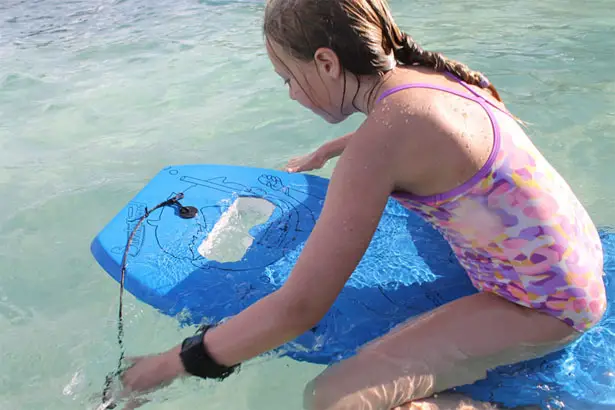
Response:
266,39,284,61
266,38,295,73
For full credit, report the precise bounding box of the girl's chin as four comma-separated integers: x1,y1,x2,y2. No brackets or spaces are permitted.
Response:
313,108,346,124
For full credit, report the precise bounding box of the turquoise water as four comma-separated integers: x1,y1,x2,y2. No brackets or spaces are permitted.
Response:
1,0,614,409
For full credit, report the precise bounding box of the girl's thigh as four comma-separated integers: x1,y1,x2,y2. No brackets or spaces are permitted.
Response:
303,292,580,410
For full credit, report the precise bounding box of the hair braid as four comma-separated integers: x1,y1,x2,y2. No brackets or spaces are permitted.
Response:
391,32,502,102
264,0,505,103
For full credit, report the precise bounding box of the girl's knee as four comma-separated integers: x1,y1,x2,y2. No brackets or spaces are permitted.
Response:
302,373,357,410
302,377,317,410
302,376,334,410
302,365,427,410
302,370,367,410
400,393,502,409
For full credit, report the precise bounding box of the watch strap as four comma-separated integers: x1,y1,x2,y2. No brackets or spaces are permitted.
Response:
179,325,239,380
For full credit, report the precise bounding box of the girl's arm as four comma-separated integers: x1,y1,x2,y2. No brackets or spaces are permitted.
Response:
204,126,391,365
285,132,354,173
321,131,354,159
118,107,418,396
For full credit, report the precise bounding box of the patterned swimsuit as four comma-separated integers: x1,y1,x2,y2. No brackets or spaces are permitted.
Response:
377,75,607,332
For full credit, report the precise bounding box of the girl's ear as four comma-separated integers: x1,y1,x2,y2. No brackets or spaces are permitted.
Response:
313,47,342,80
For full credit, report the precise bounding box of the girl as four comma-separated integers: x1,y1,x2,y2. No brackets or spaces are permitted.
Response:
118,0,607,409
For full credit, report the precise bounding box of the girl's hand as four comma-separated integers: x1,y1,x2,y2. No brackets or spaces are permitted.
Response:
119,346,185,400
285,148,328,173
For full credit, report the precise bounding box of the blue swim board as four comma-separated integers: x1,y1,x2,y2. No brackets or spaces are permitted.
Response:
91,164,615,409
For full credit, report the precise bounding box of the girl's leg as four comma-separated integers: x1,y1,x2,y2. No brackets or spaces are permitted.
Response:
303,291,580,410
394,392,540,409
395,392,500,409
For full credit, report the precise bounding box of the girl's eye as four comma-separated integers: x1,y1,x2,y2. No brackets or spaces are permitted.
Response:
284,78,290,86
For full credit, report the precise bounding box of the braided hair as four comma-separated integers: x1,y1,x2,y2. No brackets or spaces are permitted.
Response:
264,0,503,103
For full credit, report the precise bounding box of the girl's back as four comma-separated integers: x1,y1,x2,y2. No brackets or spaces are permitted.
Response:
377,69,606,332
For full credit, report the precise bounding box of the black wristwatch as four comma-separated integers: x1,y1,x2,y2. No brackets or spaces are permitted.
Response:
179,325,239,380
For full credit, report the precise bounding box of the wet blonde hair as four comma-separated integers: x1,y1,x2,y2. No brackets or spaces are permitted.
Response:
263,0,503,102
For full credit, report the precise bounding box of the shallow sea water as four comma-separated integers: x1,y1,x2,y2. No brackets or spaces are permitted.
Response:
1,0,614,409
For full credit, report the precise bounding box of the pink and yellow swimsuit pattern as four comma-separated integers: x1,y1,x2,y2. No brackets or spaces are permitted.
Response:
378,75,607,332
